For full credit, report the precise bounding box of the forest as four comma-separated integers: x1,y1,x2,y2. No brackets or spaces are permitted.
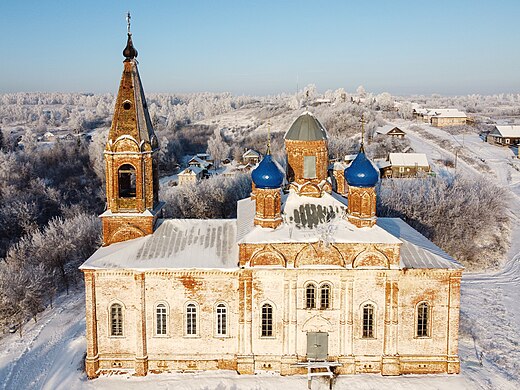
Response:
0,87,516,333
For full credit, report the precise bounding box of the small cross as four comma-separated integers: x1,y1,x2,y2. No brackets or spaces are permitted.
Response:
267,119,271,154
126,12,131,34
359,113,365,149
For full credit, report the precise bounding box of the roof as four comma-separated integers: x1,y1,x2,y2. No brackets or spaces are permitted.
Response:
376,125,405,135
377,218,463,270
427,109,467,118
243,149,261,158
238,190,401,246
179,166,203,175
188,156,211,168
389,153,429,167
252,154,284,189
490,125,520,138
285,111,328,141
80,219,238,270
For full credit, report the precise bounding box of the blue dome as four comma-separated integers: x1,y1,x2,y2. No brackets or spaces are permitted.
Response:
252,154,284,189
345,151,379,187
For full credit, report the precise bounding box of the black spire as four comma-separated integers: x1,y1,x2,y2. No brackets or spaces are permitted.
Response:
123,12,138,61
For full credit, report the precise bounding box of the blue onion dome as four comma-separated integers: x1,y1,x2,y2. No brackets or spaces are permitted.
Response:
345,151,379,187
252,154,284,189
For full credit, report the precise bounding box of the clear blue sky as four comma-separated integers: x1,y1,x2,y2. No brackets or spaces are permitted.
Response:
1,0,519,96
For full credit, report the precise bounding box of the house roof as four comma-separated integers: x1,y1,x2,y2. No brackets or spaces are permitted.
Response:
80,219,238,270
188,156,211,168
376,125,405,135
490,125,520,138
179,166,203,176
427,109,467,118
243,149,261,158
389,153,429,167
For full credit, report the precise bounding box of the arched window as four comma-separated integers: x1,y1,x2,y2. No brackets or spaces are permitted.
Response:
216,303,227,336
320,284,331,310
156,303,167,336
261,303,273,337
186,303,197,336
305,283,316,309
417,302,429,337
110,303,123,336
362,304,375,338
118,164,136,198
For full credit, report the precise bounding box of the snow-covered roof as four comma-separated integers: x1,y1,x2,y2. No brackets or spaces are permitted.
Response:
188,156,211,168
80,219,238,270
330,161,348,171
238,191,401,245
427,109,467,118
389,153,429,167
377,218,463,270
491,125,520,138
344,154,358,162
376,125,405,135
243,149,261,158
179,166,203,175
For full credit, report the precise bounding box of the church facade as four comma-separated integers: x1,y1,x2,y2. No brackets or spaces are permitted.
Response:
80,27,463,379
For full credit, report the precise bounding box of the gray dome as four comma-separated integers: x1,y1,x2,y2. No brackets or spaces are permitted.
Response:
285,112,327,141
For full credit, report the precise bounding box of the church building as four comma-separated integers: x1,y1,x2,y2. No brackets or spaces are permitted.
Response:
80,22,463,379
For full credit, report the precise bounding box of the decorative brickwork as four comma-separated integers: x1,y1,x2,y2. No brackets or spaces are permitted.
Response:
254,188,282,228
347,186,377,228
285,139,330,196
332,169,346,195
101,56,162,245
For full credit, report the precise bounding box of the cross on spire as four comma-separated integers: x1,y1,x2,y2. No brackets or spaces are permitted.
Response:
126,12,131,35
267,119,271,155
360,113,365,152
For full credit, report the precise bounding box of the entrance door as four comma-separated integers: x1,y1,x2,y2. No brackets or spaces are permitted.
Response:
307,332,328,361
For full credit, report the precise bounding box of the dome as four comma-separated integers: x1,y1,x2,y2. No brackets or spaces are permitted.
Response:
345,151,379,187
252,154,284,189
285,112,327,141
123,34,138,60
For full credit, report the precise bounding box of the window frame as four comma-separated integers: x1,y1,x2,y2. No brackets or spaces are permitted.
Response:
184,302,199,337
361,302,376,339
215,302,228,337
109,302,124,338
305,282,317,310
260,302,275,338
415,301,431,339
154,302,169,337
319,283,331,310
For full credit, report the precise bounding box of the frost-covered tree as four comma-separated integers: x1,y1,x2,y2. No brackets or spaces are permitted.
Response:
207,128,230,169
377,174,511,270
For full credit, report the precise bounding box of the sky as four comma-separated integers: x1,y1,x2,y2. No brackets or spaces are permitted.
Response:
1,0,520,96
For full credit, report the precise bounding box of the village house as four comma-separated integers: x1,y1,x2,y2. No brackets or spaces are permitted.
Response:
188,155,213,170
413,108,467,127
242,149,261,165
80,24,462,380
375,125,406,138
177,166,204,185
380,153,431,178
487,125,520,146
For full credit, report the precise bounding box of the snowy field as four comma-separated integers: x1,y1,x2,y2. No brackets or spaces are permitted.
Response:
1,123,520,389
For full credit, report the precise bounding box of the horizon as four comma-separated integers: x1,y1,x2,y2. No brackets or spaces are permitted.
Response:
2,0,520,96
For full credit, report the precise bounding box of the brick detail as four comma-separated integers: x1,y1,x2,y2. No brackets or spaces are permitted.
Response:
254,188,282,229
101,213,158,246
332,169,346,195
285,139,329,196
347,186,377,228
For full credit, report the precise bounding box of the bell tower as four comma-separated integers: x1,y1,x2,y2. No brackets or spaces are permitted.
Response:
101,13,163,245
